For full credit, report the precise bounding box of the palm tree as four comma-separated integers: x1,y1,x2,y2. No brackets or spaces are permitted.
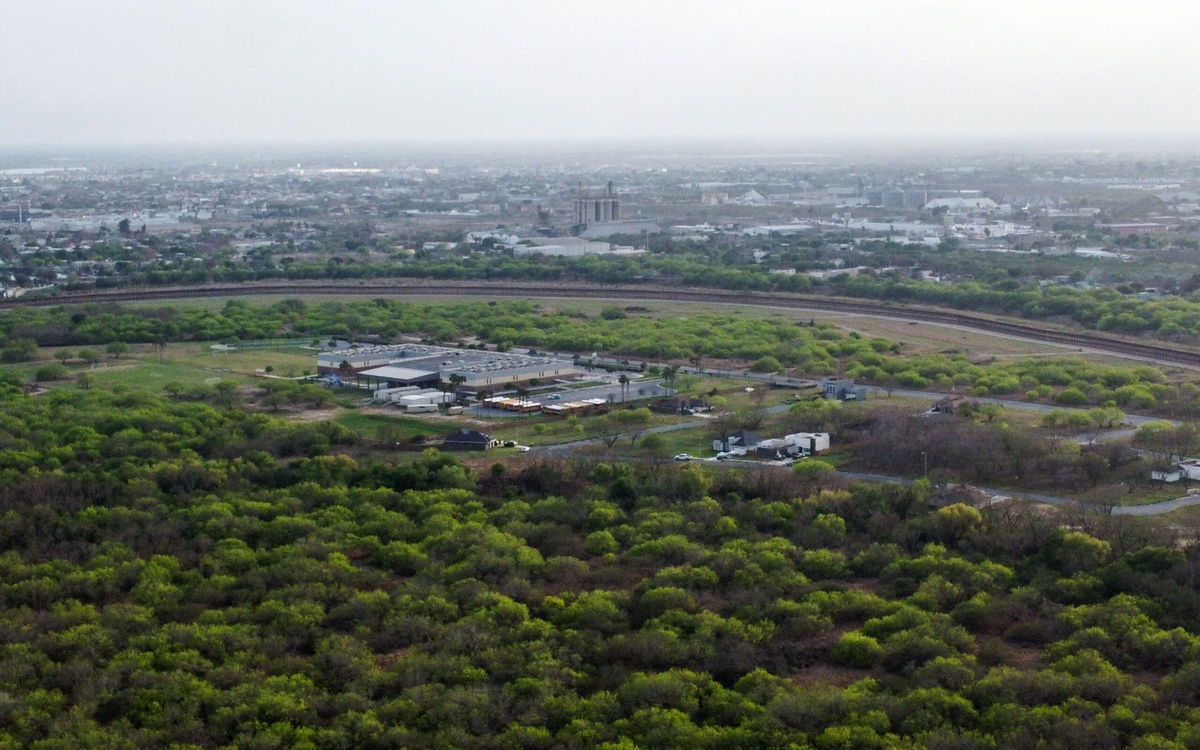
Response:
618,373,630,402
662,365,677,387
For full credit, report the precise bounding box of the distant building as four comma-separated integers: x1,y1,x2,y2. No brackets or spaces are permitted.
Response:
511,237,642,257
577,220,662,239
865,188,928,210
1096,223,1171,237
574,181,620,226
465,230,519,247
923,197,1000,215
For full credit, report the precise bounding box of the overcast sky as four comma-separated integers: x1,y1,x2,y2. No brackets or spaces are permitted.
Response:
5,0,1200,147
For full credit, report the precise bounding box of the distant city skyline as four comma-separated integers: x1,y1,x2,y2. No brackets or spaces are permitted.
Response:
7,0,1200,147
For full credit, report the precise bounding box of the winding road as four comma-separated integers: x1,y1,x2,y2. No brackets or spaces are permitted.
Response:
525,370,1194,516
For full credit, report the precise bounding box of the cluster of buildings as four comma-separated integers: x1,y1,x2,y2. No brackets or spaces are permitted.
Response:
317,344,584,393
483,396,608,415
371,386,456,413
2,149,1199,299
712,429,831,459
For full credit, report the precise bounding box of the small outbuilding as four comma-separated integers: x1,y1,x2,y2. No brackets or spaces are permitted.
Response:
819,377,868,401
442,429,499,451
653,396,713,415
1151,466,1183,483
929,395,974,415
713,430,763,455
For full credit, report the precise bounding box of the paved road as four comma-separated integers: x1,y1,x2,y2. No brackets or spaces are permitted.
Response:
518,355,1195,515
840,469,1200,517
535,424,1200,517
530,446,1200,516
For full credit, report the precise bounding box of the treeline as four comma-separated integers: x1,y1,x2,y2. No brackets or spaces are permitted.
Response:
843,351,1192,415
53,249,1200,340
0,298,866,364
4,388,1200,745
829,274,1200,338
69,252,817,294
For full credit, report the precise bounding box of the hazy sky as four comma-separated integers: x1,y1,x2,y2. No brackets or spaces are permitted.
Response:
6,0,1200,146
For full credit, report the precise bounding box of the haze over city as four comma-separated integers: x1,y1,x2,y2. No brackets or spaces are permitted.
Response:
6,0,1200,147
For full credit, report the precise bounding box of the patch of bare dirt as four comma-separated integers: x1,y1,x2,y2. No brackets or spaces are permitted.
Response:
282,408,341,422
790,663,868,688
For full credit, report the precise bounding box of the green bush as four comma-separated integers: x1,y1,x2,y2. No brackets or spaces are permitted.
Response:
831,632,883,668
1054,387,1089,406
34,364,70,382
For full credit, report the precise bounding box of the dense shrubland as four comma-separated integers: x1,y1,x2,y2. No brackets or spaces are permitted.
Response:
2,298,1194,416
3,387,1200,746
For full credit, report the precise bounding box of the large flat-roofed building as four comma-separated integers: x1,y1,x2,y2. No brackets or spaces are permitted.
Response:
1096,222,1171,237
511,236,636,257
317,344,583,390
355,365,440,389
441,354,582,389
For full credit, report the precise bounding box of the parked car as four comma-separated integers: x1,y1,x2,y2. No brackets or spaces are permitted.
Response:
548,394,562,400
516,445,531,453
674,453,692,462
503,440,517,448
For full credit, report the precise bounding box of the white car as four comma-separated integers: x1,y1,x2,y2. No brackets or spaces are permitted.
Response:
516,445,531,453
674,453,692,461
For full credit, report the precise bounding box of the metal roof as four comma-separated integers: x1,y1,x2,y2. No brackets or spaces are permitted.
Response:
357,365,438,381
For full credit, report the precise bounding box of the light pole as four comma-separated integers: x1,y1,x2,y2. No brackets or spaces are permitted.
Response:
922,451,928,478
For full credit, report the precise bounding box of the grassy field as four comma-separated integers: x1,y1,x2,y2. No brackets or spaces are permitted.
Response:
119,292,1160,368
335,411,444,441
486,410,694,447
674,375,798,410
3,342,320,392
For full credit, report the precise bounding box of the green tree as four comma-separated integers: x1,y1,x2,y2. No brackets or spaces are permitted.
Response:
750,355,782,373
831,632,883,668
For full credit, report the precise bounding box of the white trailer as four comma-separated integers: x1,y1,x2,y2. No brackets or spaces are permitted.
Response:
373,386,419,402
399,391,454,407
